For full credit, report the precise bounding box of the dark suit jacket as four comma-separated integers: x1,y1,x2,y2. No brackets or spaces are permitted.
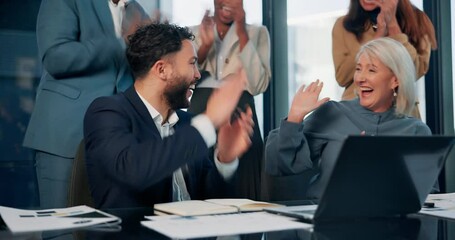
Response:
84,86,233,208
24,0,148,158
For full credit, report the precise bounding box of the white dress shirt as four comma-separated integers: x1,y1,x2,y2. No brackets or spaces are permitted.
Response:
108,0,130,38
137,92,238,201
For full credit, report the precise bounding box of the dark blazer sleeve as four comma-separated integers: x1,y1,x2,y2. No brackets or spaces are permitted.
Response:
84,95,221,193
186,150,235,200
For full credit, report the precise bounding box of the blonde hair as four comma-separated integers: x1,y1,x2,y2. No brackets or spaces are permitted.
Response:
356,38,416,117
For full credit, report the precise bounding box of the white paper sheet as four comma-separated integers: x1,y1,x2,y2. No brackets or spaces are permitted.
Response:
419,193,455,219
0,205,121,233
141,211,312,239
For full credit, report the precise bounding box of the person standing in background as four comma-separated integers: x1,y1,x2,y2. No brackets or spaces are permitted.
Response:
332,0,436,118
23,0,150,208
188,0,271,200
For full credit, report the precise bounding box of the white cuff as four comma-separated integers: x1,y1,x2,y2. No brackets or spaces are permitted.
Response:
214,148,239,180
191,114,216,147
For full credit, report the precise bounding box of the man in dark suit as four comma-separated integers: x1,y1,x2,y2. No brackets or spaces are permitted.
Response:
84,23,254,208
23,0,150,208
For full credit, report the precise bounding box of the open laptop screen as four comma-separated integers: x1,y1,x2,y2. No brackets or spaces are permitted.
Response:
315,136,455,221
265,136,455,223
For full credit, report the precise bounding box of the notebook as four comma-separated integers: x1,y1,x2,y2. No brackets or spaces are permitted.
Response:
265,135,455,223
154,199,282,216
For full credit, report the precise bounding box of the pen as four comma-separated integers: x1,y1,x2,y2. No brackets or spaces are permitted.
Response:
73,220,92,224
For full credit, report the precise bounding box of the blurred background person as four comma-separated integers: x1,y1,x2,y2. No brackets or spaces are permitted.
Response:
23,0,150,209
188,0,271,200
266,38,432,202
332,0,436,118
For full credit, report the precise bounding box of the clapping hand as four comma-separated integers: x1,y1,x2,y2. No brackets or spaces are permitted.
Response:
374,0,400,37
222,0,248,45
199,10,215,48
287,80,330,123
223,0,246,27
217,106,254,163
205,68,247,128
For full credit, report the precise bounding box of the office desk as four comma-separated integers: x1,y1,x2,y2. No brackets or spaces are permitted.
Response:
0,207,453,240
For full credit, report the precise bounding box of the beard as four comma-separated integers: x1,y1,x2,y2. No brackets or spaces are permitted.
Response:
164,73,192,110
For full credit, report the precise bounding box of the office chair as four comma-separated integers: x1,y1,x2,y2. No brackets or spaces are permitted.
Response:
260,136,318,201
67,139,94,207
261,168,317,201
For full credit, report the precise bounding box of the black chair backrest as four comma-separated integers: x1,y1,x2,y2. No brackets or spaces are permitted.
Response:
67,140,94,207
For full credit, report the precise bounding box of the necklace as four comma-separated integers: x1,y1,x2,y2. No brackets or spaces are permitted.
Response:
217,25,228,39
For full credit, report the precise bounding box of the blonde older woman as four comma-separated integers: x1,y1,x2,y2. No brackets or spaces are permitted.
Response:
265,37,431,202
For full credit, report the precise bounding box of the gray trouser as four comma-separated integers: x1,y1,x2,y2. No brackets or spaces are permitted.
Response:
35,151,73,209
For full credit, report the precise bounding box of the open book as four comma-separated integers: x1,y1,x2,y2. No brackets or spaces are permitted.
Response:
0,205,121,233
153,198,282,216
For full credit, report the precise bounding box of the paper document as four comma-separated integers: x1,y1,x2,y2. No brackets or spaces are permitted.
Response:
142,211,312,239
0,205,121,233
419,193,455,219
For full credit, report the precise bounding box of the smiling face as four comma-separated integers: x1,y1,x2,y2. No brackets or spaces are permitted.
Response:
354,53,399,113
163,40,201,110
359,0,381,11
214,0,235,25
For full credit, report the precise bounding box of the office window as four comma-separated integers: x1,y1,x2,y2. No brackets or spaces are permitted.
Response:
0,1,41,207
287,0,426,121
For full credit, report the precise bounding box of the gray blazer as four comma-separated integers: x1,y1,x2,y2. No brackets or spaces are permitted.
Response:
23,0,148,158
265,99,432,201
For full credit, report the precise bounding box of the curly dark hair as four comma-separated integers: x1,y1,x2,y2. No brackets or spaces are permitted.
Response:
126,23,195,79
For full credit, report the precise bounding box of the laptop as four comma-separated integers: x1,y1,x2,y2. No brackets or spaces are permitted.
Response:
265,135,455,223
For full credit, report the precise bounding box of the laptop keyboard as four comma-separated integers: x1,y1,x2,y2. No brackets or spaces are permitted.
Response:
295,209,316,214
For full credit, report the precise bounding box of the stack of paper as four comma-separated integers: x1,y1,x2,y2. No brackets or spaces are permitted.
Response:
142,211,312,239
0,205,121,233
419,193,455,219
